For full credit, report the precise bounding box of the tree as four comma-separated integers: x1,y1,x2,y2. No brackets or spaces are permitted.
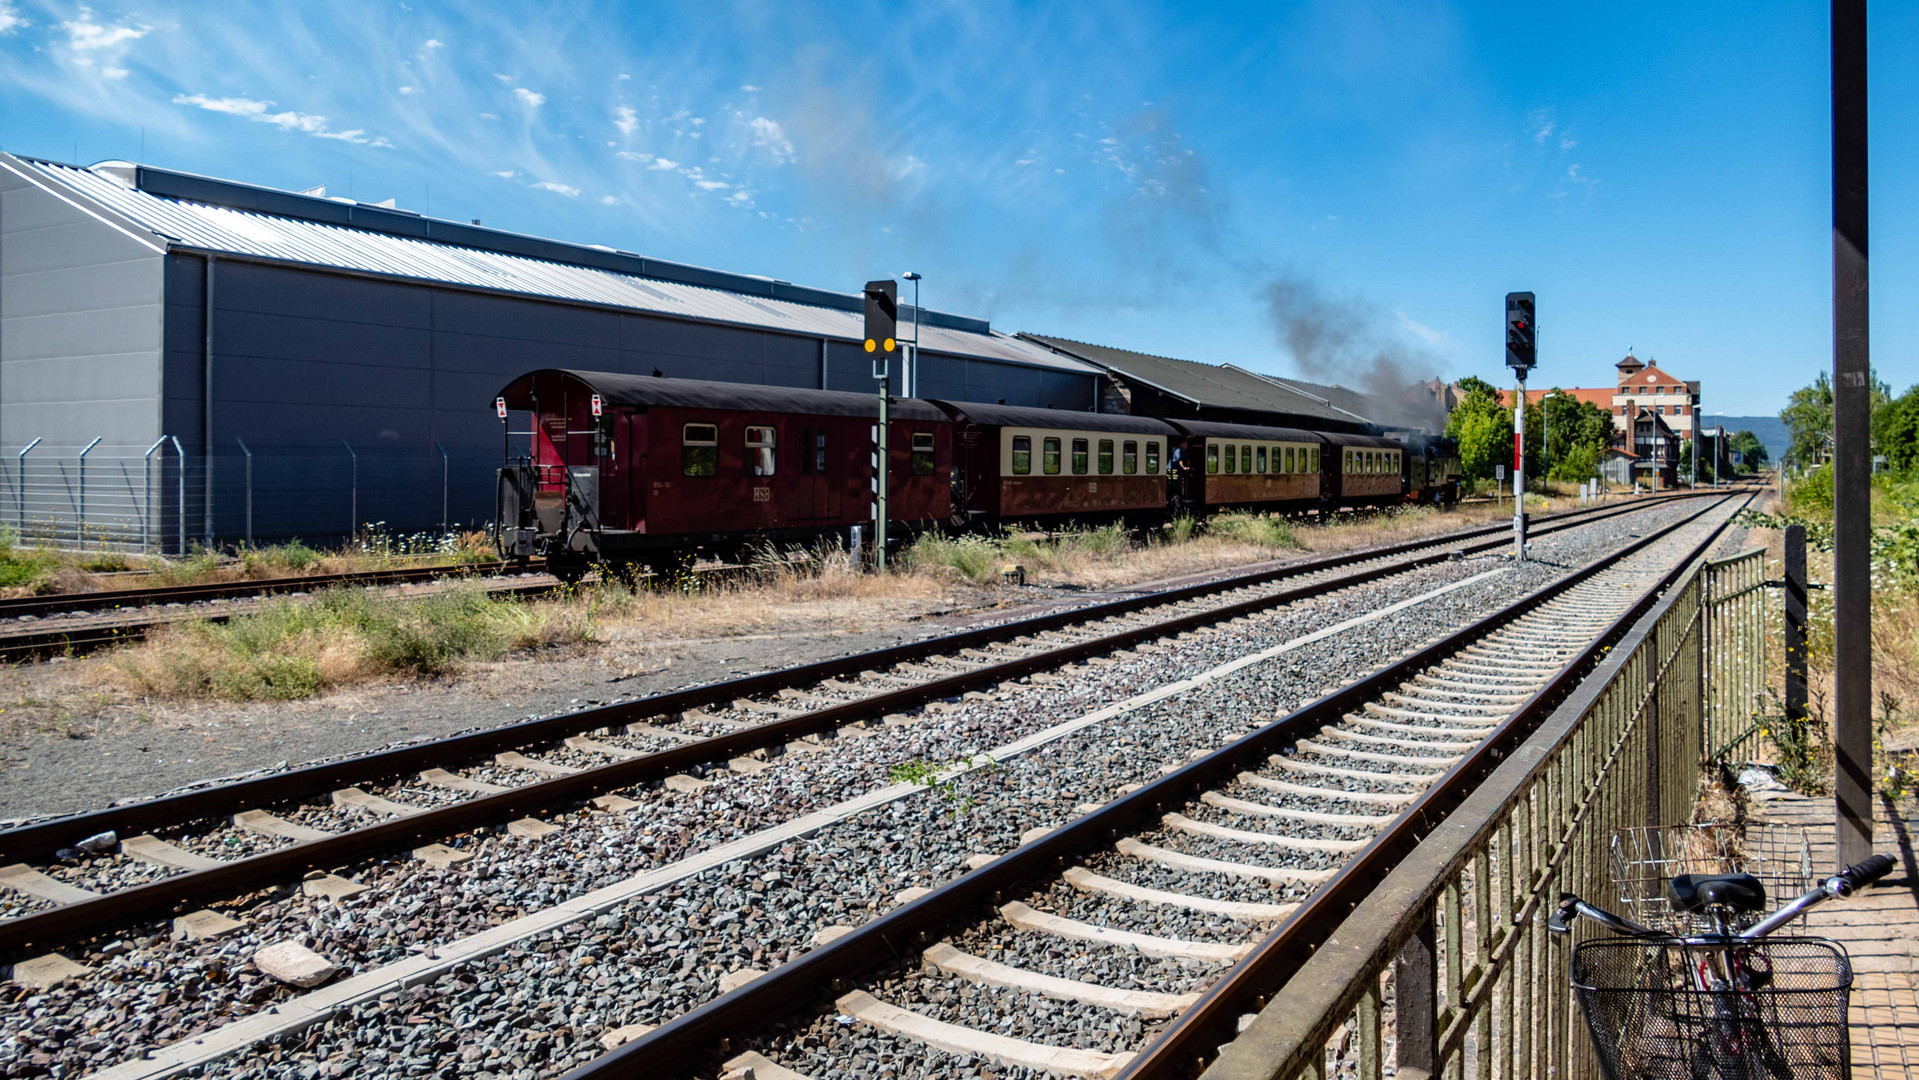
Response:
1541,390,1612,482
1445,377,1508,482
1781,369,1891,469
1729,430,1769,473
1873,384,1919,475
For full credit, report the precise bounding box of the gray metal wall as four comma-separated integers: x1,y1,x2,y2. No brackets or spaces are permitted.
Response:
0,166,164,456
178,260,1092,543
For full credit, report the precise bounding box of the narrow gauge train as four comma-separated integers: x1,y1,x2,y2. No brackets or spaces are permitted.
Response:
493,369,1460,579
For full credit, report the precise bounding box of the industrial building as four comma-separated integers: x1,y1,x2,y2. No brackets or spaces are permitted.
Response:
0,155,1101,547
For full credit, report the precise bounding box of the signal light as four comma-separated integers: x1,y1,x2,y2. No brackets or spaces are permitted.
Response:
1505,291,1536,373
864,279,898,356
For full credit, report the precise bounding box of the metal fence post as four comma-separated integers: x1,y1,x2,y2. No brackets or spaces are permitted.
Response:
1394,903,1438,1079
76,437,102,546
15,437,41,537
437,442,449,536
236,438,253,547
342,439,357,540
169,436,186,556
142,437,166,553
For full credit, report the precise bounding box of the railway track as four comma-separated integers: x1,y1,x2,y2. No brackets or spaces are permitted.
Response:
0,494,1689,933
0,493,1731,1079
0,561,558,661
558,490,1754,1080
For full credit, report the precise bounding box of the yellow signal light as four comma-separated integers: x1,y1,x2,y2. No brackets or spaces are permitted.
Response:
884,337,896,352
864,339,877,353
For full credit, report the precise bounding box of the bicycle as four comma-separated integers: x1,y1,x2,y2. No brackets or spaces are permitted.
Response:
1548,853,1896,1080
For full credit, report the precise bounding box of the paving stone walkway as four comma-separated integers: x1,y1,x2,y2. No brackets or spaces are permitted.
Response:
1754,787,1919,1078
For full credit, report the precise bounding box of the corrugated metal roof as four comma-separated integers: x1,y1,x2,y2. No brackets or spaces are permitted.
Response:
502,369,948,420
1019,334,1365,425
8,156,1093,377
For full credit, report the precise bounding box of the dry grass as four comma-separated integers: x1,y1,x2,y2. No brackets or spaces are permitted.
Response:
107,584,593,702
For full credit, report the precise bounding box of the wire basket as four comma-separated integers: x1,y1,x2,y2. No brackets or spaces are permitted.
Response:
1571,936,1851,1080
1610,822,1814,932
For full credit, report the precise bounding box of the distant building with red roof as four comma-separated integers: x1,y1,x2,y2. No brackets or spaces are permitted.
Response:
1518,353,1702,443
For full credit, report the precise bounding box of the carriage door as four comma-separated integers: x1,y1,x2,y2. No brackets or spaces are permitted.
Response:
798,425,831,519
624,412,646,527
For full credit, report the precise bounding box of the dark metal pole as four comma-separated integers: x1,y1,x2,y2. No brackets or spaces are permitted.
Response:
1831,0,1872,866
1785,524,1809,745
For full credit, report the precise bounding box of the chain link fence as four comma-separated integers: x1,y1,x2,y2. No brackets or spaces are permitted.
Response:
0,437,501,553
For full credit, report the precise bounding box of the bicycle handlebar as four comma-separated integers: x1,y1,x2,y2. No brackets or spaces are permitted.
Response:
1551,854,1899,944
1830,854,1896,897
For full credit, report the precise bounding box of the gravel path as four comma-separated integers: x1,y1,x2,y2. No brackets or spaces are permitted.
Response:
0,499,1740,1079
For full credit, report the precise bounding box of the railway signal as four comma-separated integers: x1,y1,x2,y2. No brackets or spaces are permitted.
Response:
864,280,898,365
1504,292,1536,561
864,280,899,570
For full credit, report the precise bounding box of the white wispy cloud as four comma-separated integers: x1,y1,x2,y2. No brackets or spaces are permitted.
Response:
746,116,793,163
648,157,678,170
694,179,729,190
0,2,28,35
615,150,652,162
599,194,621,205
63,6,146,51
490,169,519,179
398,85,422,96
1395,312,1448,345
422,38,444,51
532,180,579,196
173,93,394,147
513,87,545,107
478,112,500,121
740,84,760,93
612,104,638,135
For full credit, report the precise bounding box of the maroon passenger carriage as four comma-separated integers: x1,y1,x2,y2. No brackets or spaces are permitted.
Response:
935,403,1176,529
494,369,952,580
1321,432,1408,507
1161,419,1324,515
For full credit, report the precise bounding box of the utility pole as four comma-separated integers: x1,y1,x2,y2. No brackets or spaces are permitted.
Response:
863,280,900,570
1505,292,1536,561
1831,0,1872,866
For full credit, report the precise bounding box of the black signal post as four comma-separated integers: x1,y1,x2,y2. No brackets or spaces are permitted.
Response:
864,280,900,569
1505,292,1536,561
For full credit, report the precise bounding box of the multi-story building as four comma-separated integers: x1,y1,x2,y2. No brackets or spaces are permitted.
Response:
1518,353,1701,442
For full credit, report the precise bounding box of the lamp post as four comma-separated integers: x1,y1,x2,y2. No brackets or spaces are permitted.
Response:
903,272,922,398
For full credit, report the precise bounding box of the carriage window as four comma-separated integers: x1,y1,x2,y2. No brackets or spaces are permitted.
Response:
1284,446,1295,473
1071,438,1089,475
1311,447,1320,471
1242,445,1253,473
813,431,828,474
682,423,718,477
1206,444,1219,474
1043,437,1062,475
911,432,937,476
1255,446,1267,473
1012,435,1032,475
744,426,776,477
1097,439,1114,474
1146,442,1161,475
800,427,812,475
1223,444,1236,473
1122,440,1138,474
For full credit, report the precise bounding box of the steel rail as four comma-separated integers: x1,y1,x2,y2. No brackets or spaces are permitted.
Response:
0,494,1677,863
0,560,547,619
1116,490,1758,1080
0,497,1701,959
556,491,1746,1080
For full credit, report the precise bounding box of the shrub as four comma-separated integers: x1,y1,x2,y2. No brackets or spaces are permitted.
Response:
1205,511,1303,550
1163,515,1197,544
903,534,1002,583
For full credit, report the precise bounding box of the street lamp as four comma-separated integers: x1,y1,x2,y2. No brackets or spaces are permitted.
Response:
902,272,922,397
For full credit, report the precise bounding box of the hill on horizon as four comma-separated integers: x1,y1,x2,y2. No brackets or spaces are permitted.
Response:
1709,415,1789,465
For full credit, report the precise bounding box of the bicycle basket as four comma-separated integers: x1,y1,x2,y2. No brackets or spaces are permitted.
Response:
1610,822,1814,933
1571,936,1852,1080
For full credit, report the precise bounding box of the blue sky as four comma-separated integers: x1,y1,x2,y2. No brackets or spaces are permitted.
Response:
0,1,1910,417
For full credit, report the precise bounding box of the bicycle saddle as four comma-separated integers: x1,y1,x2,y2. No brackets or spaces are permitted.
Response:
1667,872,1767,914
